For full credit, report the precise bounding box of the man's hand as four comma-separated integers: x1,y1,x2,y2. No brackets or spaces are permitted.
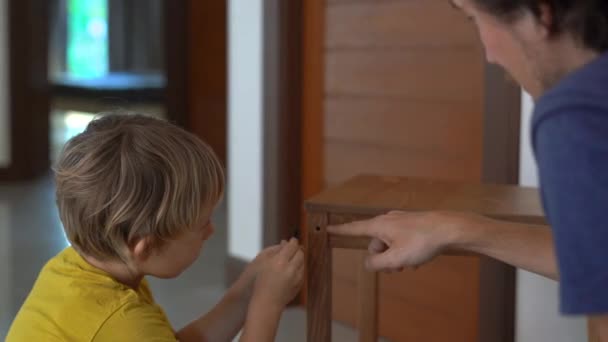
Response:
328,211,479,272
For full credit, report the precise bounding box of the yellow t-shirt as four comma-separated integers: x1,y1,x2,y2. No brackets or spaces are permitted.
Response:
6,247,178,342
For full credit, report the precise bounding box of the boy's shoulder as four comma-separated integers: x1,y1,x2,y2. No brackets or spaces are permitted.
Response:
92,299,177,341
7,248,176,342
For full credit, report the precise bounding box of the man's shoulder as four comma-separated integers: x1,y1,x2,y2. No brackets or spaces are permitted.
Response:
532,55,608,150
534,53,608,130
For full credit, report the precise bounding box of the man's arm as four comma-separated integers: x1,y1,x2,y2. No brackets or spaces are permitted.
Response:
328,211,558,280
453,214,558,280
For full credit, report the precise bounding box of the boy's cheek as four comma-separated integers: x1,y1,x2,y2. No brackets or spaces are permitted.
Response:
203,225,215,240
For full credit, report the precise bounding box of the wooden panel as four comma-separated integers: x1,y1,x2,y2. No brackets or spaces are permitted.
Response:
334,252,480,313
377,275,478,342
187,1,227,164
324,142,482,186
332,249,480,341
325,49,483,102
326,0,478,49
307,213,332,342
588,319,601,342
325,98,483,156
482,64,522,185
357,253,378,342
302,0,326,203
332,254,359,325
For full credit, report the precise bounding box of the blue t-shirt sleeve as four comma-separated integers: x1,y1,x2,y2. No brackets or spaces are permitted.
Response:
534,107,608,314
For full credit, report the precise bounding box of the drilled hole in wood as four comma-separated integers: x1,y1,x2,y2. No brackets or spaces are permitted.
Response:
315,226,321,232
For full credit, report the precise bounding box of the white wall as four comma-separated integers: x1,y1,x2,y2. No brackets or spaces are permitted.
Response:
516,92,587,342
0,0,10,167
227,0,264,260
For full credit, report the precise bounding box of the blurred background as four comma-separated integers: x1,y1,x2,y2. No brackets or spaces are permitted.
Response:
0,0,589,341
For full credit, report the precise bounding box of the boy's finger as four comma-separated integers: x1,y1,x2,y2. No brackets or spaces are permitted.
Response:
294,262,305,286
263,244,282,255
288,249,304,270
278,238,300,261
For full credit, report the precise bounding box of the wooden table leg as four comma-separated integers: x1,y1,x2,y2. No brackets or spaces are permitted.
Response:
307,213,332,342
358,252,378,342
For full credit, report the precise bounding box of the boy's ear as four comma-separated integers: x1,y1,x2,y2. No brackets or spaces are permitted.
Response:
131,237,152,263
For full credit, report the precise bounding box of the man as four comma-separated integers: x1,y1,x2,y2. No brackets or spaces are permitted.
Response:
329,0,608,339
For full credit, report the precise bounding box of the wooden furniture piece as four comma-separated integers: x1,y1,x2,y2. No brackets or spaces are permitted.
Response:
305,174,548,342
589,320,602,342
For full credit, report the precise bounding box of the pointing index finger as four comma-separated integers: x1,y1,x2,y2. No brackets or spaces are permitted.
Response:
327,218,376,238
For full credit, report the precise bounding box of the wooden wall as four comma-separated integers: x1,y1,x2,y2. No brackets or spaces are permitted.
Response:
323,0,483,187
306,0,491,340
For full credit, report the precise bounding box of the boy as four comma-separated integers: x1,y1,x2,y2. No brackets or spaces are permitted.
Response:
7,114,304,341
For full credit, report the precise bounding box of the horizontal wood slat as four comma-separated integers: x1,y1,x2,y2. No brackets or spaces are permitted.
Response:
325,49,484,102
324,141,482,186
324,98,483,156
326,0,478,49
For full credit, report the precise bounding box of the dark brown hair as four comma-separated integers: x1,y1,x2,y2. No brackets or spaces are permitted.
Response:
473,0,608,52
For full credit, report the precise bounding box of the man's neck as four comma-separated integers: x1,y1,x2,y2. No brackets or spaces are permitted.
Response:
541,38,600,94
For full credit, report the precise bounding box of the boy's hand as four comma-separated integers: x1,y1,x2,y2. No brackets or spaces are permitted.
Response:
236,244,283,299
251,238,304,309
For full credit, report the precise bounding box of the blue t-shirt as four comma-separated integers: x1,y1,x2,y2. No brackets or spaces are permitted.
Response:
532,52,608,315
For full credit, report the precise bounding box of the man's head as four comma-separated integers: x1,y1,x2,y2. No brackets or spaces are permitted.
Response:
55,114,224,278
452,0,608,98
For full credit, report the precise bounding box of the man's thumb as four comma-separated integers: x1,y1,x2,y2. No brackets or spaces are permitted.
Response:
365,249,400,271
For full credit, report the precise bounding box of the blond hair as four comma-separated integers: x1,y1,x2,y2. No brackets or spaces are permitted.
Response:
54,114,224,260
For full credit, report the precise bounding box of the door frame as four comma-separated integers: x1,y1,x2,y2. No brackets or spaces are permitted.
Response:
225,0,304,284
0,0,51,181
479,63,521,342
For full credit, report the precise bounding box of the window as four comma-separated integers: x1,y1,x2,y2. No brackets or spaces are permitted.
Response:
67,0,108,79
49,0,166,162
